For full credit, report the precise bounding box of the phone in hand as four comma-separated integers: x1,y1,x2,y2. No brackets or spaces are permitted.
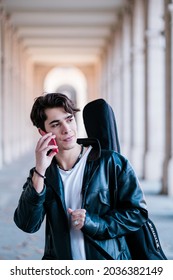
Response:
40,130,59,153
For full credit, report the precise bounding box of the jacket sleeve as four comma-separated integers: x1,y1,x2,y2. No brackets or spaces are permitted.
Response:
14,169,46,233
82,154,148,240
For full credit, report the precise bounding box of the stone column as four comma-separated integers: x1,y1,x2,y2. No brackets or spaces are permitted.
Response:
0,8,3,168
11,31,20,159
103,39,115,104
1,16,13,164
167,1,173,195
130,0,147,177
121,7,133,158
24,58,35,151
111,21,124,146
144,0,165,181
100,52,108,101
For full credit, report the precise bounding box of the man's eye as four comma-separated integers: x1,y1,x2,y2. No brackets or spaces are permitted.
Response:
68,117,74,122
51,123,59,128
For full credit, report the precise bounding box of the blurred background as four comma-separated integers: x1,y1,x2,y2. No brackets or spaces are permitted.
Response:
0,0,173,259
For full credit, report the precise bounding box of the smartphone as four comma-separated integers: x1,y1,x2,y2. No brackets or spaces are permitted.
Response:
40,130,59,153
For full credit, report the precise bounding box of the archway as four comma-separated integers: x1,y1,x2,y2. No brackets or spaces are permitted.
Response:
43,66,88,137
56,84,77,106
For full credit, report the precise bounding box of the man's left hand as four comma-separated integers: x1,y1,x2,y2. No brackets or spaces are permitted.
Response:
68,208,86,230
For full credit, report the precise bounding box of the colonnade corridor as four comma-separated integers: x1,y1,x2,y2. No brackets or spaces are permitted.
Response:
0,0,173,262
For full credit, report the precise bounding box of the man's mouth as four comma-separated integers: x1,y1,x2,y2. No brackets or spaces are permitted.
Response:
63,135,74,142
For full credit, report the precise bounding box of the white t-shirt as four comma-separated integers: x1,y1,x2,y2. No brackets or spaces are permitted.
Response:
58,146,92,260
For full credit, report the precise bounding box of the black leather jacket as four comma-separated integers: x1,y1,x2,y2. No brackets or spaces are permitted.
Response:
14,138,148,260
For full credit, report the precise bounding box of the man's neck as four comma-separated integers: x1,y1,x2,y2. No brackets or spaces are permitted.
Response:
55,144,83,171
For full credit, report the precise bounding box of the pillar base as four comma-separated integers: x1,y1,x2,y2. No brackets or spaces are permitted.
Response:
144,150,164,181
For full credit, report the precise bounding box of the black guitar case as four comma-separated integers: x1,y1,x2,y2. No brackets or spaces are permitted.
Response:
83,98,167,260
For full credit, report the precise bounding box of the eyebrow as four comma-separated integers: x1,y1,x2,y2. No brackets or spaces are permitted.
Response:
49,114,73,125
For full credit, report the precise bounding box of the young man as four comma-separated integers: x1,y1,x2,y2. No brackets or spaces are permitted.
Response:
14,93,148,260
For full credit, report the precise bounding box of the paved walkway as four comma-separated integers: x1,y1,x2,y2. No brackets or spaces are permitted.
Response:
0,151,173,260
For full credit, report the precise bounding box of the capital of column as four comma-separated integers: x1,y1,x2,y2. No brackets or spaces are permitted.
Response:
145,28,164,39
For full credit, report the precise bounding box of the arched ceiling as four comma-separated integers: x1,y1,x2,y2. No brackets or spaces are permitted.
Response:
2,0,128,66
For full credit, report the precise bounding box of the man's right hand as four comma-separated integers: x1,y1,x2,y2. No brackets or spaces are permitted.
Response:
32,132,58,193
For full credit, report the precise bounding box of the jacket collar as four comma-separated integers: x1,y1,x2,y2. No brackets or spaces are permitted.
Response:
77,137,101,161
45,163,67,211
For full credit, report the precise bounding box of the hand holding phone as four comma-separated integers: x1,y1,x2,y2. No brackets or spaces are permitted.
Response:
40,130,59,153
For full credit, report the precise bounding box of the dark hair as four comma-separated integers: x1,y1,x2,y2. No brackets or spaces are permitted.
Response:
30,93,80,131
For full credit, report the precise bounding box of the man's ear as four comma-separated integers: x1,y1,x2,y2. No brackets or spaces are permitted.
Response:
38,128,46,136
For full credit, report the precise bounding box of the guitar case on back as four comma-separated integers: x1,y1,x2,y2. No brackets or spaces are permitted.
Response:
83,98,167,260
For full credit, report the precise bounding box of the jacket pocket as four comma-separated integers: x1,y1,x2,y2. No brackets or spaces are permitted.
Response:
85,189,110,215
99,190,110,206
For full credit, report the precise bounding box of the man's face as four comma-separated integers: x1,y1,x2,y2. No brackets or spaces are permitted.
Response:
44,107,78,151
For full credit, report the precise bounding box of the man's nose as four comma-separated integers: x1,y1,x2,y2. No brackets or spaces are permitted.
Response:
61,122,71,134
